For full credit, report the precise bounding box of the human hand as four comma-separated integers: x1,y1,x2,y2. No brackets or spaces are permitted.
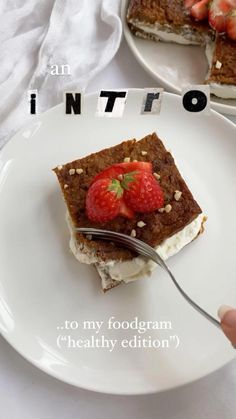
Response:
218,305,236,347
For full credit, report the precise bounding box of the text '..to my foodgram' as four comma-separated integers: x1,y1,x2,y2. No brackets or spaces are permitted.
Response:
56,317,180,352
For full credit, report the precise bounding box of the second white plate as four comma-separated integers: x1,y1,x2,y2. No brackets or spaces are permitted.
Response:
122,0,236,116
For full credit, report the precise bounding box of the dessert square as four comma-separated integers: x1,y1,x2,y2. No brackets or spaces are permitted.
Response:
205,35,236,99
53,133,205,291
127,0,214,45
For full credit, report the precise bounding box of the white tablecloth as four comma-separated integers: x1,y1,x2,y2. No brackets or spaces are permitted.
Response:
0,39,236,418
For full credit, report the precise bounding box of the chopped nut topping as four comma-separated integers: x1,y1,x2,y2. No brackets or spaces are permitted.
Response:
69,168,75,175
165,204,172,213
141,150,147,156
158,207,165,213
153,172,161,180
124,157,130,163
137,221,146,228
215,60,222,69
57,165,63,171
174,190,182,201
130,229,136,238
117,174,123,181
76,168,83,175
64,184,68,189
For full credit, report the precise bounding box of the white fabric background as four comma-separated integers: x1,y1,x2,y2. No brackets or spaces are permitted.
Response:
0,0,122,148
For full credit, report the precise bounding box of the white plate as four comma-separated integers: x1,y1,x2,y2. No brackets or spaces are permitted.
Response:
0,90,236,395
121,0,236,116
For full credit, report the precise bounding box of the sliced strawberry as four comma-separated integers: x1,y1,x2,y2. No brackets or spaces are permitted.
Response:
117,161,152,173
92,165,125,184
209,0,232,32
184,0,199,8
119,200,135,219
223,0,236,10
86,162,163,223
92,161,152,184
123,171,164,213
226,10,236,40
191,0,210,20
226,0,236,7
86,178,123,223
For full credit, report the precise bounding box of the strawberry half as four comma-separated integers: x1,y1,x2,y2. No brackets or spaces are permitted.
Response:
209,0,232,32
191,0,210,20
123,171,164,213
226,10,236,40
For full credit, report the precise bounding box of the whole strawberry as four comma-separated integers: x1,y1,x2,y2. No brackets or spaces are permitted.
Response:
86,178,122,223
86,178,133,223
123,171,164,213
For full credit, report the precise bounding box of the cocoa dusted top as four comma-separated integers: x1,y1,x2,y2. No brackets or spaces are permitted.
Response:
53,133,202,262
127,0,212,34
206,35,236,85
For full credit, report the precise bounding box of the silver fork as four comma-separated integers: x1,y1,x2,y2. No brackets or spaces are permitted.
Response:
77,227,220,328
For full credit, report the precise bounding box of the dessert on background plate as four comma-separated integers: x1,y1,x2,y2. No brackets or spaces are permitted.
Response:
53,132,206,292
205,35,236,99
127,0,236,99
127,0,214,45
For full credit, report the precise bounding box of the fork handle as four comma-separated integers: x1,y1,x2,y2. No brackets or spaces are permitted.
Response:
154,256,221,329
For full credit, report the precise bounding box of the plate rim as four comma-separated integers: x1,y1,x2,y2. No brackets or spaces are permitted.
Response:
0,90,236,395
121,0,236,117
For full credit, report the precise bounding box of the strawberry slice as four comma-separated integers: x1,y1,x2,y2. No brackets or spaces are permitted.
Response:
225,0,236,8
184,0,199,8
123,171,164,213
209,0,232,32
191,0,210,20
226,10,236,40
92,161,152,184
119,200,135,219
117,161,152,173
92,165,125,184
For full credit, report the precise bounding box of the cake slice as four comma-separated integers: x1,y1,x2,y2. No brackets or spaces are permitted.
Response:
205,35,236,99
127,0,214,45
53,133,206,291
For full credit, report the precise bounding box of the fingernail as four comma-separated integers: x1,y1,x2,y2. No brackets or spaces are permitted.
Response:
218,305,235,321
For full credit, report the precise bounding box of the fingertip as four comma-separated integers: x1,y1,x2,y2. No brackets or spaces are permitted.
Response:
217,305,234,321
